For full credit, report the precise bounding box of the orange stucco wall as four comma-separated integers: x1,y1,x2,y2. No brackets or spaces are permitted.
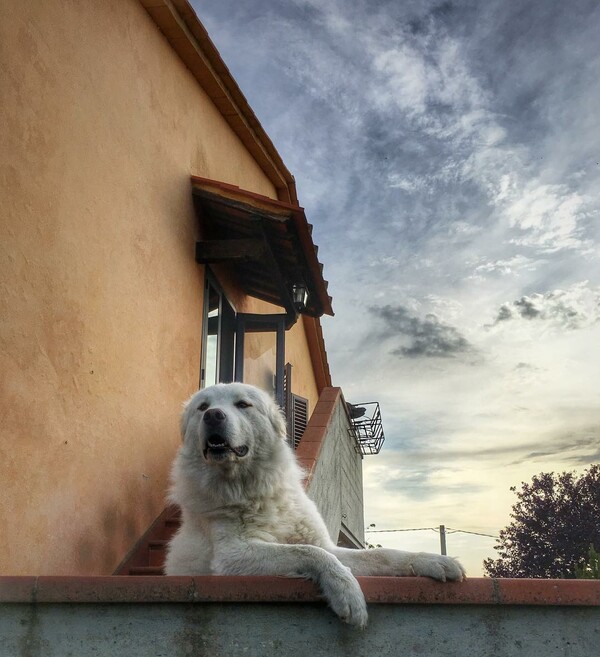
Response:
0,0,318,575
284,321,320,412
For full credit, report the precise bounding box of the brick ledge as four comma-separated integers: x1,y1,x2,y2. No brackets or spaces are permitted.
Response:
1,576,599,606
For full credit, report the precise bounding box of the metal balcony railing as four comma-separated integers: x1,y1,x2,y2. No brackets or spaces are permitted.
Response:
347,402,385,455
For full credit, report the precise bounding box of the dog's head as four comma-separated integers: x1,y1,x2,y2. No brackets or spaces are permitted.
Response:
180,383,287,466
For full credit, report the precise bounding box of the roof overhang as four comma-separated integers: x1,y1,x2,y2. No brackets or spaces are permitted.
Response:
141,0,298,204
192,177,333,320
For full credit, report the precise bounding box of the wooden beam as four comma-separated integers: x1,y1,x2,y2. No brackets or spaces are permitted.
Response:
195,239,265,263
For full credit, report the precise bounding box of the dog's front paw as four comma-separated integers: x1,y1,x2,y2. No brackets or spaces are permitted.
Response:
410,554,466,582
320,566,368,628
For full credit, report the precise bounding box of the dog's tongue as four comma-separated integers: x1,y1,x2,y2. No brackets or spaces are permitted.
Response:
231,445,249,457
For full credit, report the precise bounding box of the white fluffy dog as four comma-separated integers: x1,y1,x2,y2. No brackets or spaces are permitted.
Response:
165,383,465,627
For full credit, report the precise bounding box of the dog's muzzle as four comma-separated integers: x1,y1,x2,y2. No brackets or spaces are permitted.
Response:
201,408,249,460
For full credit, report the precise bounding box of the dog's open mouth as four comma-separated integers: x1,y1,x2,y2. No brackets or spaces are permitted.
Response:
203,434,249,460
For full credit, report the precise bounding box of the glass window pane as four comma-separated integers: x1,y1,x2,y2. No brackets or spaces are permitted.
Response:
204,285,220,387
243,329,276,397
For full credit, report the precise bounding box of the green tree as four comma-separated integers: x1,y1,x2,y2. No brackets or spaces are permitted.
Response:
574,545,600,579
484,465,600,578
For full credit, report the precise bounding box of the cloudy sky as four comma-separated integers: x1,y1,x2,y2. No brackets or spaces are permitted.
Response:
193,0,600,574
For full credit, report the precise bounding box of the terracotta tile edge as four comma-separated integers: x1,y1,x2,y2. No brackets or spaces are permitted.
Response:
297,457,317,488
1,577,598,606
295,387,343,469
315,387,341,403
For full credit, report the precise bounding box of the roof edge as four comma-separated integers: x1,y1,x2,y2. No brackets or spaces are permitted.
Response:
140,0,298,205
191,177,334,317
303,316,333,392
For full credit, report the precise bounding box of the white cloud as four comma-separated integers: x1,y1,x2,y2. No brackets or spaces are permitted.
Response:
471,255,541,278
386,173,428,192
372,45,429,113
502,182,590,252
369,30,487,125
490,281,600,329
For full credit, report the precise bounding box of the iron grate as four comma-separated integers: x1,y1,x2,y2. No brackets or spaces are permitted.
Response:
347,402,385,455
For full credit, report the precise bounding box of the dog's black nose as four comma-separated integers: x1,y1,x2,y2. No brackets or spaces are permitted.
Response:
203,407,226,427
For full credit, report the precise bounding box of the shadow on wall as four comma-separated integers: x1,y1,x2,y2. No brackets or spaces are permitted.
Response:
75,474,161,575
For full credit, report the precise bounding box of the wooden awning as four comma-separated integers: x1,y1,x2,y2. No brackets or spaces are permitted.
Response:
192,177,333,318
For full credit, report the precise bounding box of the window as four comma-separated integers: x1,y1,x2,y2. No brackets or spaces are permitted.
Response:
234,313,286,406
200,274,235,388
200,271,287,408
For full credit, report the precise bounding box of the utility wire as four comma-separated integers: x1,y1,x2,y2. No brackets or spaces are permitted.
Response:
365,527,438,533
446,527,499,539
366,526,498,539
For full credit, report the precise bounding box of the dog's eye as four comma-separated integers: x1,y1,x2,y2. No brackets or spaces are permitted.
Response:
235,400,252,409
197,402,209,412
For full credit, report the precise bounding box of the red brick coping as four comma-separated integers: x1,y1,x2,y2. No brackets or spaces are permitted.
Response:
1,576,599,606
296,386,345,487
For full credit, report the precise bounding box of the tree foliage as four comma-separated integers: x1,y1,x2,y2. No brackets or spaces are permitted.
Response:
574,545,600,579
484,465,600,578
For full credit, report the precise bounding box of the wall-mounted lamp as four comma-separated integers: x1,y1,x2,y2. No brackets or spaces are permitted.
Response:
291,282,309,312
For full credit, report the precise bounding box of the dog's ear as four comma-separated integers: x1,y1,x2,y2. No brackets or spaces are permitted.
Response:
180,395,195,442
269,400,288,439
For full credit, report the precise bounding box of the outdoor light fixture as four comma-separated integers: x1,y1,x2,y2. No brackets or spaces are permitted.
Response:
291,282,309,312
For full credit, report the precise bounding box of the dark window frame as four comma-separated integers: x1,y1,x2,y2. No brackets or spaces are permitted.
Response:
199,270,235,388
200,270,287,408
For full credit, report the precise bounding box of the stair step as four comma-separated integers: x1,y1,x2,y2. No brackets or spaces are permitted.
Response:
163,517,181,541
148,540,168,567
129,566,164,576
113,506,180,576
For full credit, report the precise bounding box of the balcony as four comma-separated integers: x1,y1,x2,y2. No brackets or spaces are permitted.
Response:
347,401,385,455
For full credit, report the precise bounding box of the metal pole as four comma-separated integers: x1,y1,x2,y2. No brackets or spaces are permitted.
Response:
439,525,447,555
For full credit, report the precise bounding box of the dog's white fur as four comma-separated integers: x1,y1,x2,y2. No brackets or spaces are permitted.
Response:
165,383,465,627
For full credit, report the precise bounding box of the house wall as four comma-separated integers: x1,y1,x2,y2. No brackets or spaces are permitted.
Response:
285,321,321,413
304,392,365,546
0,0,317,575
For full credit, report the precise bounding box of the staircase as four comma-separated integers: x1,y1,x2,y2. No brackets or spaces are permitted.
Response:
114,506,180,575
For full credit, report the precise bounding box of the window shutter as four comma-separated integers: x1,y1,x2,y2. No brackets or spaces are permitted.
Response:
290,394,309,449
283,362,309,449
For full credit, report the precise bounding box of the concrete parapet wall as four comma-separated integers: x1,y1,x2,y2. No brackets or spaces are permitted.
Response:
1,576,599,657
296,387,365,546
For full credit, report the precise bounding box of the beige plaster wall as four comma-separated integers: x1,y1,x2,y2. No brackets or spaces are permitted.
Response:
0,0,316,575
284,320,320,413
